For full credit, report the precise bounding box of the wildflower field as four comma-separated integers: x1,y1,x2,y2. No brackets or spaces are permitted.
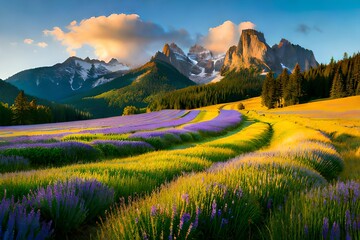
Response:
0,96,359,239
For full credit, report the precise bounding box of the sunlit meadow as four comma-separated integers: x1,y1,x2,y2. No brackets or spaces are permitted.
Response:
0,96,359,239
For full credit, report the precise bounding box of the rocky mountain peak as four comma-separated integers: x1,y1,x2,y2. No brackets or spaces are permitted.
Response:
169,43,186,56
162,44,171,57
108,58,120,65
222,29,318,75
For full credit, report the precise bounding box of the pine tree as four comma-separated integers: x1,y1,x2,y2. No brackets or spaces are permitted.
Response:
284,64,303,106
261,71,276,109
277,69,289,107
12,91,30,125
0,102,12,126
330,67,346,98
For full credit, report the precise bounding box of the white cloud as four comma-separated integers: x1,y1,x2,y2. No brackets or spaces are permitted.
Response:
37,42,48,48
200,21,256,55
24,38,34,45
44,14,192,65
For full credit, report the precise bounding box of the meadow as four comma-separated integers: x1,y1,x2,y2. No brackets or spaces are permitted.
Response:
0,96,359,239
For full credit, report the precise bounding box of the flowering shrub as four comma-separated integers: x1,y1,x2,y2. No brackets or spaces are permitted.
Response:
0,142,101,166
0,155,30,173
92,140,154,157
28,178,114,234
267,181,360,239
0,197,53,239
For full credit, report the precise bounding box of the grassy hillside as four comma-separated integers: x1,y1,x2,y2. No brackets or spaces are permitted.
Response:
65,59,195,118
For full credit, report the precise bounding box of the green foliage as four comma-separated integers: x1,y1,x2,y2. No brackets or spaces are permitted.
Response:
261,71,277,109
330,67,347,98
150,69,263,110
0,102,12,125
65,60,195,118
264,52,360,108
1,144,101,167
122,105,139,115
12,91,31,125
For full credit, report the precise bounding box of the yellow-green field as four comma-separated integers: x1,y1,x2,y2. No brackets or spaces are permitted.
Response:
0,97,359,239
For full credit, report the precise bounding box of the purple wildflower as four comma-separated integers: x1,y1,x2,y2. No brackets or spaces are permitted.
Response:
330,221,340,240
221,218,229,228
345,210,351,230
323,217,329,239
150,205,157,217
211,200,217,220
179,213,191,231
181,193,190,204
193,206,200,229
304,224,309,236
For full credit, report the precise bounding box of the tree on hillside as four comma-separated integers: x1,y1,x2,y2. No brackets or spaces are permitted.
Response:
123,105,139,115
12,91,30,125
284,64,303,106
276,69,290,107
0,102,12,125
330,67,347,99
261,71,277,109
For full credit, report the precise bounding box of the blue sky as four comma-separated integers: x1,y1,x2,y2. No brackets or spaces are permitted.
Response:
0,0,359,79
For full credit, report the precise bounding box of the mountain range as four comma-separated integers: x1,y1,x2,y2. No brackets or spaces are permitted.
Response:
6,57,129,101
2,29,319,117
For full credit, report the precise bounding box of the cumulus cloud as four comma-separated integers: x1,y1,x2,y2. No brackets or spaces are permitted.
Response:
24,38,34,44
37,42,48,48
200,21,256,55
44,14,192,65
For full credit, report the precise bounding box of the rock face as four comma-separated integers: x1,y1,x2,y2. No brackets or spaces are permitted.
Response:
221,29,318,75
272,39,319,72
154,43,225,84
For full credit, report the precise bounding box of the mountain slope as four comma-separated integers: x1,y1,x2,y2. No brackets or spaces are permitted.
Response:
221,29,318,75
0,79,23,104
6,57,129,101
65,59,196,117
153,43,225,84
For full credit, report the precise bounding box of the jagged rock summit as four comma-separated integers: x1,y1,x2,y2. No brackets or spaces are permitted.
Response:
154,43,224,84
221,29,318,75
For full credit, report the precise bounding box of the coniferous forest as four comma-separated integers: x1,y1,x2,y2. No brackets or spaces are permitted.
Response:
149,70,264,110
0,91,91,126
262,52,360,109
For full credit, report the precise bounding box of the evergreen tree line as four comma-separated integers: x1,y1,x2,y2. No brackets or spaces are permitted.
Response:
149,70,263,110
0,91,91,126
261,52,360,109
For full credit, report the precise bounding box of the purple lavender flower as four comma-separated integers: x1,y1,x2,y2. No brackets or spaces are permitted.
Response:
28,178,114,234
0,198,53,239
193,206,200,229
323,217,329,239
221,218,229,228
345,210,351,230
179,213,191,230
211,200,217,220
183,110,241,134
304,224,309,236
330,221,340,240
150,205,157,217
0,155,29,173
181,193,190,204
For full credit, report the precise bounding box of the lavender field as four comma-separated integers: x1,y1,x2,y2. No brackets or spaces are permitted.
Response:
0,100,359,240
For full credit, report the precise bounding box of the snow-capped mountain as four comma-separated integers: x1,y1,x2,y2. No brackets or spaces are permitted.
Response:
6,57,129,101
153,43,225,84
